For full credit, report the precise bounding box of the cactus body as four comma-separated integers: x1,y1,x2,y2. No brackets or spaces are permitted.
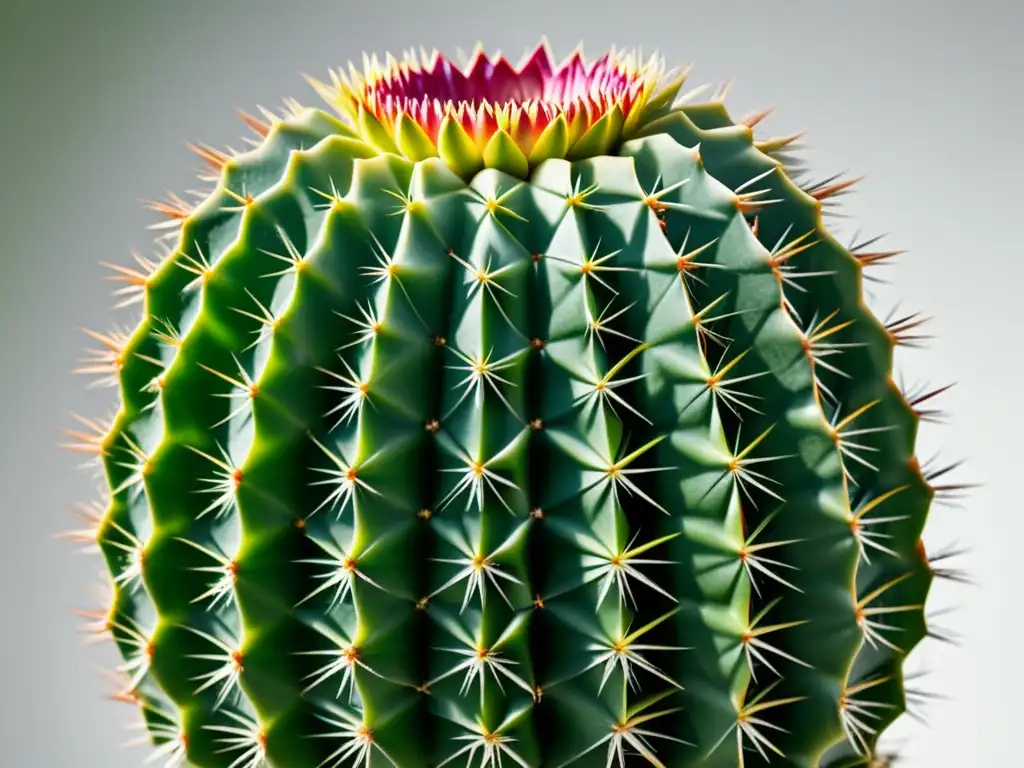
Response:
66,43,954,768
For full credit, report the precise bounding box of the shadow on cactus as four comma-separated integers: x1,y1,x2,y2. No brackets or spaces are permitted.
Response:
61,40,970,768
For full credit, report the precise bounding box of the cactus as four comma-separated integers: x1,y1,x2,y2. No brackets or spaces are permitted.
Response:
62,41,965,768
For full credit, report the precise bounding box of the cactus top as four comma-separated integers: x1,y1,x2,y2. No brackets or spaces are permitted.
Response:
309,42,679,178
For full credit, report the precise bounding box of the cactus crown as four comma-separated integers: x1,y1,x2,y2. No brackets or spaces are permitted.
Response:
63,39,963,768
309,42,676,178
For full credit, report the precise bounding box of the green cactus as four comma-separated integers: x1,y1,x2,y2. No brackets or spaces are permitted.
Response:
62,41,963,768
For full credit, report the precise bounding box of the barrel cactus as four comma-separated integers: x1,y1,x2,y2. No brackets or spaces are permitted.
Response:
62,41,964,767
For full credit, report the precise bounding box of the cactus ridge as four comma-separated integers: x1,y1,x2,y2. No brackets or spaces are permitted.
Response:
64,44,960,768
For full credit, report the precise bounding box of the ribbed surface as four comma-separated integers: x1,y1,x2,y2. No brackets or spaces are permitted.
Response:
81,99,936,768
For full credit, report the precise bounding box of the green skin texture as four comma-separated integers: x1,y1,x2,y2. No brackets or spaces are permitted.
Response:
88,95,937,768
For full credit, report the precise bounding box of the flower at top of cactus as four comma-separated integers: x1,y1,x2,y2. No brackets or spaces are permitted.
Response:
309,41,676,177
